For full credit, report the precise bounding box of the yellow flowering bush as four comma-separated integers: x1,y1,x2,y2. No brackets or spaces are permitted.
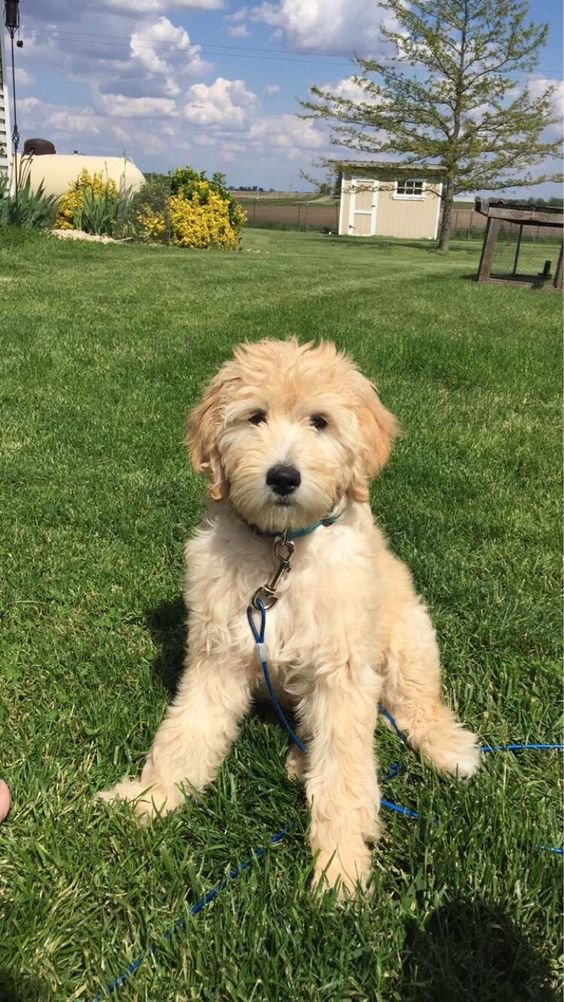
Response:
136,202,167,240
54,169,119,231
132,167,246,249
167,186,238,249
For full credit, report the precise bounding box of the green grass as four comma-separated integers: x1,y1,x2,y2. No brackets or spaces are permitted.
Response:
0,227,561,1002
489,236,562,280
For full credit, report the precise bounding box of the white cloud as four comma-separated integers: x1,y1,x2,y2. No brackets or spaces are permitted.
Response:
251,0,388,53
185,77,257,127
18,97,42,112
15,67,35,88
249,113,325,158
224,5,251,35
14,3,335,180
130,17,208,77
16,85,332,180
192,133,216,146
13,96,142,153
47,108,102,134
18,7,212,101
466,77,564,137
96,93,178,117
321,76,375,104
106,0,224,10
227,23,250,37
526,77,564,120
225,5,249,20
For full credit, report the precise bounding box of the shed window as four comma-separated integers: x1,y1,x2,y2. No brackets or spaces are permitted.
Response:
394,179,425,198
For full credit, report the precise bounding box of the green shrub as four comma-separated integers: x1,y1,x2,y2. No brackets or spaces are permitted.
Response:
132,166,246,249
74,186,123,237
129,177,171,242
0,173,58,231
169,167,243,232
54,169,133,237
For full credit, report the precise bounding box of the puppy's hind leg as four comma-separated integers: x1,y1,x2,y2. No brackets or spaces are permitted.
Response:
285,744,306,783
381,602,480,780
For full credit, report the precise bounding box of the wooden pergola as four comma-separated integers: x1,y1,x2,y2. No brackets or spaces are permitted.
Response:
475,198,563,291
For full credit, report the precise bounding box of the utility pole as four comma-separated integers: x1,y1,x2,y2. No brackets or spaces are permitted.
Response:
3,0,20,202
0,10,11,182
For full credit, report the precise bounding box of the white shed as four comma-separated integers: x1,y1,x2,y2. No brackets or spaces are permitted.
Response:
336,161,444,240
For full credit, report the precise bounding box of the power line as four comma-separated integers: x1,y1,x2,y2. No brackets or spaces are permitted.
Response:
22,26,357,63
32,29,354,59
20,26,561,77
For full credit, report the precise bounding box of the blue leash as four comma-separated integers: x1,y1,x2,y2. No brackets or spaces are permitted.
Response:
92,702,563,1000
247,600,307,754
91,825,293,1000
91,599,562,998
481,743,564,752
247,599,420,818
246,597,564,822
92,695,562,1000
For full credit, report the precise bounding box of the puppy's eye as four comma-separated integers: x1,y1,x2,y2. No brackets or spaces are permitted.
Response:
310,414,328,431
248,411,267,426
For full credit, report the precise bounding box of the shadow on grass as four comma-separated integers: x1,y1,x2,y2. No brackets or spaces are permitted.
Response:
459,271,559,289
323,235,445,254
145,596,288,732
0,970,51,1002
398,901,557,1002
145,595,187,697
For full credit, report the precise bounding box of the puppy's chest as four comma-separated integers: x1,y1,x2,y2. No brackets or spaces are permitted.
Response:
187,523,380,667
237,534,377,666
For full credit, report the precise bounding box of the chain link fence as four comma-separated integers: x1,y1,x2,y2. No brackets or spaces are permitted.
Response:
237,199,339,233
237,198,563,241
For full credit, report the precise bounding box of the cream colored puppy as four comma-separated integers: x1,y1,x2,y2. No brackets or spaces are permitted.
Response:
100,339,479,898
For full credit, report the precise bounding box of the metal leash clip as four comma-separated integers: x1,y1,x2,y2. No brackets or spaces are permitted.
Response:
251,533,295,610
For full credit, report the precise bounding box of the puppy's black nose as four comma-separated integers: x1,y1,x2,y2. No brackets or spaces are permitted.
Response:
266,464,301,496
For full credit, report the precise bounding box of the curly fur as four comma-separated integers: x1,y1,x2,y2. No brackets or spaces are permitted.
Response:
99,339,479,899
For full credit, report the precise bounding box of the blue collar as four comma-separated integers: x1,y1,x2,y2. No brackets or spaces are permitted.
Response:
247,510,343,540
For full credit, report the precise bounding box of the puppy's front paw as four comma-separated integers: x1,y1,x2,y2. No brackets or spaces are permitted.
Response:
96,777,182,821
311,838,373,902
424,725,481,780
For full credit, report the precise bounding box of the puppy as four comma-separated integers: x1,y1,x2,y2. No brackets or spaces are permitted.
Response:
99,339,479,898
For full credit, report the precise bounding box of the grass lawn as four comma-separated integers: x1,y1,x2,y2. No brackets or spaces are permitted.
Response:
0,228,561,1002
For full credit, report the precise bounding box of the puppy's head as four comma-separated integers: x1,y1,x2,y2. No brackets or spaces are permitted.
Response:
187,339,398,533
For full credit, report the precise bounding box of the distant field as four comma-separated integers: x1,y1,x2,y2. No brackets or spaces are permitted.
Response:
232,191,324,203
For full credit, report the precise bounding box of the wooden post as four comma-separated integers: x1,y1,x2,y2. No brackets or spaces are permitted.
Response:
554,242,563,291
304,200,309,232
477,217,500,282
512,224,523,276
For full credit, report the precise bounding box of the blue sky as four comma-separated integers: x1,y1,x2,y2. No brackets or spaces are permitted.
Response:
3,0,563,193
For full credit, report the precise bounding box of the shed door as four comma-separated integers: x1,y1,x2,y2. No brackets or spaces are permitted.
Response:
348,178,378,236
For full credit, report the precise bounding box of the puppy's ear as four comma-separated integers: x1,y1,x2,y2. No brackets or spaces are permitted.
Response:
348,374,399,502
186,371,233,501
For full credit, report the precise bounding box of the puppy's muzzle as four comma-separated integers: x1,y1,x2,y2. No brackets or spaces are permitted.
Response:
266,463,301,496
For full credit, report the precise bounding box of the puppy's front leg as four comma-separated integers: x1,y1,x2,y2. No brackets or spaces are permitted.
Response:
303,664,381,900
99,650,251,820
